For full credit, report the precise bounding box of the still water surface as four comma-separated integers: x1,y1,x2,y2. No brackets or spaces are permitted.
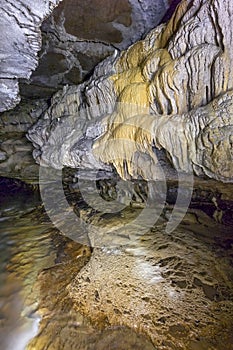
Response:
0,186,57,350
0,181,155,350
0,178,233,350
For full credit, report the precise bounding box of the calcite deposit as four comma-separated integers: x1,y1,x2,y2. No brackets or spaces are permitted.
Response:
0,0,171,178
28,0,233,183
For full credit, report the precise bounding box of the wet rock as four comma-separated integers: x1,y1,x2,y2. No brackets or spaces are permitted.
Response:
25,224,156,350
0,133,39,181
68,221,233,349
13,166,232,350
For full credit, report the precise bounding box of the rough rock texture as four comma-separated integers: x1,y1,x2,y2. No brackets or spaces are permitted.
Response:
28,0,233,183
25,172,233,350
0,0,175,180
68,209,233,349
0,99,48,133
0,0,178,136
26,228,155,350
20,0,170,98
0,0,62,112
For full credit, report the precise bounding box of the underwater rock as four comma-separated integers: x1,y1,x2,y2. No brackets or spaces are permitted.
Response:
28,0,233,182
68,221,233,349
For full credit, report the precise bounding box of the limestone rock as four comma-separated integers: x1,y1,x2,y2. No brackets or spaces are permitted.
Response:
28,0,233,183
0,0,62,112
0,99,48,133
27,54,118,169
21,0,170,98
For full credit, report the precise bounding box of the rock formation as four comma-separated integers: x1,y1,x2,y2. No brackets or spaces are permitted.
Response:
29,0,170,93
0,0,62,112
0,0,172,179
1,2,233,349
28,0,233,183
0,0,170,105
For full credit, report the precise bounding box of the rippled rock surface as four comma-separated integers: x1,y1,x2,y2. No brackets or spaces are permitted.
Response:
0,0,62,112
28,0,233,183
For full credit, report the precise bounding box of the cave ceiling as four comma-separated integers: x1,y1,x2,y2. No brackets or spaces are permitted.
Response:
0,0,171,110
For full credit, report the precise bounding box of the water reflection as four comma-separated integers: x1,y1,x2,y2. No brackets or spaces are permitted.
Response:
1,176,233,349
0,179,155,350
0,181,55,350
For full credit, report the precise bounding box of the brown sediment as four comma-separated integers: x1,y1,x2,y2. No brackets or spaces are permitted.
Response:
27,174,233,350
67,209,233,349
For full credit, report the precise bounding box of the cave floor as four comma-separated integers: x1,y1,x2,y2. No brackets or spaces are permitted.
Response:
0,176,233,350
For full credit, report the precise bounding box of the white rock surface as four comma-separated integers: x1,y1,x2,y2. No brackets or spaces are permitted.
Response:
0,0,62,112
28,0,233,182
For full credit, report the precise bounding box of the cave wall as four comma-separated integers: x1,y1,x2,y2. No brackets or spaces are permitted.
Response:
0,0,171,110
1,0,232,184
27,0,233,183
0,0,172,180
20,0,170,99
0,0,62,112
